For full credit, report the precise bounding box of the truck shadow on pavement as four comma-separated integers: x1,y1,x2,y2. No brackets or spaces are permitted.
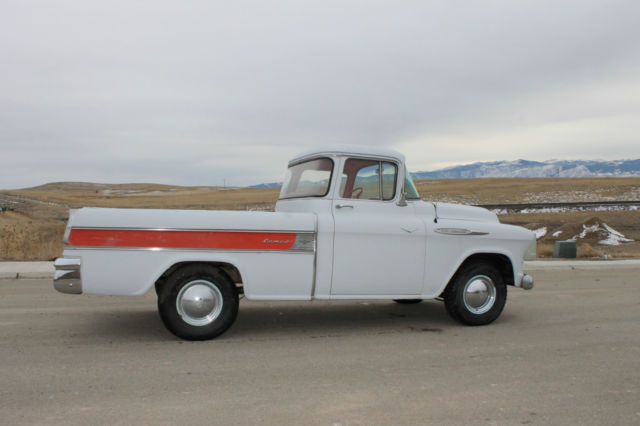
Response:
80,300,522,342
228,301,453,340
82,309,168,342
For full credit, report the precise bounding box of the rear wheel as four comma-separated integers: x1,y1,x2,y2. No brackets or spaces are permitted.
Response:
444,262,506,326
158,264,239,340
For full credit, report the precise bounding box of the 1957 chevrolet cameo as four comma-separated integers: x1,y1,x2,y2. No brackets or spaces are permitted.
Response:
54,146,535,340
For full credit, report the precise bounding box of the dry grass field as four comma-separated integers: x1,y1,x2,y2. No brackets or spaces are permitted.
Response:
0,183,279,260
1,178,639,260
413,177,640,204
415,178,640,259
502,210,640,258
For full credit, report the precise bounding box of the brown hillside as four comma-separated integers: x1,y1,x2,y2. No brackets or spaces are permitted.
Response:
1,178,638,260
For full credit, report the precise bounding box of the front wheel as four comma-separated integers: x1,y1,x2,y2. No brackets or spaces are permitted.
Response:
158,264,239,340
444,262,506,326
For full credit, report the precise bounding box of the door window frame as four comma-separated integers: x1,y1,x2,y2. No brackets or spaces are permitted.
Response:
336,156,401,203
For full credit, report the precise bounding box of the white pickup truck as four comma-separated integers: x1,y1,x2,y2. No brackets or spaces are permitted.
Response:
54,145,535,340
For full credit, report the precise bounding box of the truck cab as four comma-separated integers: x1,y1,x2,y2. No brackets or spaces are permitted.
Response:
276,146,429,298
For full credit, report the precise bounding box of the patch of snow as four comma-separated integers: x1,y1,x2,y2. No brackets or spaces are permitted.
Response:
552,230,563,237
599,234,632,246
603,223,625,238
558,165,592,178
533,227,547,239
4,195,63,206
501,205,638,214
570,222,633,246
578,224,600,239
599,224,633,245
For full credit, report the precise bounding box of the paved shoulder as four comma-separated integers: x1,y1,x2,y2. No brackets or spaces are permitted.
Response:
525,259,640,270
0,261,54,279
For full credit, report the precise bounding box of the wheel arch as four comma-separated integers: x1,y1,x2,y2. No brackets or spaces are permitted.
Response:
442,253,510,325
154,261,244,296
444,252,515,293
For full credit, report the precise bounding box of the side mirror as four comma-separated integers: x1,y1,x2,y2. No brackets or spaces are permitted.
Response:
397,187,408,207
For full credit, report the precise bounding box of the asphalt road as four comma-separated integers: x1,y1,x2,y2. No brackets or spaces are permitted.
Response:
1,266,639,425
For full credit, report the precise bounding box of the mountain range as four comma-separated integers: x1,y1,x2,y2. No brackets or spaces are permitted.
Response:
249,159,640,187
410,159,640,179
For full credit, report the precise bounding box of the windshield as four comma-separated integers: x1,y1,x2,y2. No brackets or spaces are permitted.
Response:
404,169,420,199
279,158,334,199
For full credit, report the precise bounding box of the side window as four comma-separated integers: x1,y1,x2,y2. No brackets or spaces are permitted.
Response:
382,162,397,200
341,158,397,201
353,163,380,200
404,169,420,199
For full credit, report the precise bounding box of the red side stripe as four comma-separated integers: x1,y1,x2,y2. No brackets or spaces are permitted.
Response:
68,229,297,250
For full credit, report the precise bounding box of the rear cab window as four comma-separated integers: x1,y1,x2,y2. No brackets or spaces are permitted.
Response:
279,158,334,199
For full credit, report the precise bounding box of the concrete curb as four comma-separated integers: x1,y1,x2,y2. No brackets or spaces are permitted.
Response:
1,259,639,280
524,259,640,270
0,262,55,279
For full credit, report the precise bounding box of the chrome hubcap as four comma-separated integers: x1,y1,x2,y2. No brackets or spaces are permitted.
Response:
176,280,223,326
463,275,496,315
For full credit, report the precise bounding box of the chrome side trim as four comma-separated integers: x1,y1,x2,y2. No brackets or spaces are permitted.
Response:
310,216,319,299
63,246,315,253
63,225,72,245
291,233,316,251
65,230,317,253
435,228,489,236
53,258,82,294
62,209,78,244
69,226,316,234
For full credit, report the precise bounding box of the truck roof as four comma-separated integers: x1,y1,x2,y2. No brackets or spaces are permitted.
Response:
289,144,405,165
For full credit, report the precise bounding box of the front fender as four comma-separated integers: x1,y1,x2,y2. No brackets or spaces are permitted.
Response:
422,220,532,298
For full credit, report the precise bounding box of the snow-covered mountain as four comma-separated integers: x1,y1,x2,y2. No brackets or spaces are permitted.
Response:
248,159,640,187
411,159,640,179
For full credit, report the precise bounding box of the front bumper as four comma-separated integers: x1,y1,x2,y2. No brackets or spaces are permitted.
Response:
53,258,82,294
520,273,534,290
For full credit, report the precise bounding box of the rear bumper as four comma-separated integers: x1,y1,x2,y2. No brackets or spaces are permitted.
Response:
53,258,82,294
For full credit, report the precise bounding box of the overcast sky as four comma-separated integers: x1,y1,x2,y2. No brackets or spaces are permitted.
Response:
2,0,639,188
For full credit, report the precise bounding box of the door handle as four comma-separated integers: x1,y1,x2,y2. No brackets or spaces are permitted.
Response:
335,204,354,209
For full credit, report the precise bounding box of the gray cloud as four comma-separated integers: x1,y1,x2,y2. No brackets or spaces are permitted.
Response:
2,0,639,188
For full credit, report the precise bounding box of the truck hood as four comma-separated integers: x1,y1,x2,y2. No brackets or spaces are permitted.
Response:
434,202,498,223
